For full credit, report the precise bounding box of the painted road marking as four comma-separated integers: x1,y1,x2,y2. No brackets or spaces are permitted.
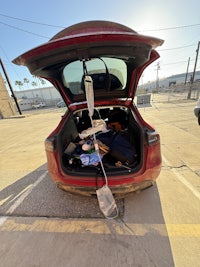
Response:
162,155,200,201
0,217,199,237
0,216,7,226
6,171,47,215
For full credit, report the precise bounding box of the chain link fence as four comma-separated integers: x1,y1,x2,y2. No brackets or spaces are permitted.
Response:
136,82,200,106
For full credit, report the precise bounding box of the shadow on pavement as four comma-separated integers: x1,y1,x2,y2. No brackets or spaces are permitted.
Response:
0,164,124,218
0,166,175,266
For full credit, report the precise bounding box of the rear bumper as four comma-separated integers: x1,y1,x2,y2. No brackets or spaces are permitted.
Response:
47,146,161,197
56,180,155,197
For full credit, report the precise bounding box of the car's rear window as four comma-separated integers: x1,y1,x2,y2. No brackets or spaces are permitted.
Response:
62,57,127,95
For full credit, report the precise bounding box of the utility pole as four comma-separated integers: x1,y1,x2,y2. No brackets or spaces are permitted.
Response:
184,57,190,84
0,58,22,115
155,62,160,92
187,41,200,99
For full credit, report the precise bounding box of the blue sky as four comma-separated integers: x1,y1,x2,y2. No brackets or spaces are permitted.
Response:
1,0,200,90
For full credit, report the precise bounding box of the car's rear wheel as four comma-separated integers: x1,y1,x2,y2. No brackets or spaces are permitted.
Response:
198,112,200,125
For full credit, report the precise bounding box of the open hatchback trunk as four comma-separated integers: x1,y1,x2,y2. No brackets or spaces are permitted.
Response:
13,21,164,196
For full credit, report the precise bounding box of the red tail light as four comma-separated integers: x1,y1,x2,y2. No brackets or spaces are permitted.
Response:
45,137,56,152
147,131,160,145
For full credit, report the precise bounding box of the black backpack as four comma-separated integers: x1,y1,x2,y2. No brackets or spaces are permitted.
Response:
97,130,137,164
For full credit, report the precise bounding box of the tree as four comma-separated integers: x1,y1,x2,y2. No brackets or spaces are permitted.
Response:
23,78,29,88
15,80,23,90
39,78,46,86
31,81,37,87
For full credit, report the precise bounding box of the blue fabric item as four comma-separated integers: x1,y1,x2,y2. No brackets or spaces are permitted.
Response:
110,131,137,163
96,129,115,147
74,144,84,155
80,152,102,166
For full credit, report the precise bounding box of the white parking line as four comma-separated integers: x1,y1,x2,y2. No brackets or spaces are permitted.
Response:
162,155,200,201
6,171,48,215
0,216,8,226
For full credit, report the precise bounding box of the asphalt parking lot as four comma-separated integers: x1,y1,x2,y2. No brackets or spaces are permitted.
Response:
0,93,200,267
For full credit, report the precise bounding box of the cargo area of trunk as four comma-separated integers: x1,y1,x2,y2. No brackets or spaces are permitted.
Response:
59,106,143,176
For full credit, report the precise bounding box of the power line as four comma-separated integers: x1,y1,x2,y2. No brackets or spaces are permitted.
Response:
0,13,199,67
0,13,65,28
138,23,200,32
162,60,188,66
158,44,197,51
0,20,198,52
0,12,200,32
0,21,50,39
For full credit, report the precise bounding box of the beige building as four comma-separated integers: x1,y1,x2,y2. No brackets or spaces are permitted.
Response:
14,86,62,110
0,73,17,118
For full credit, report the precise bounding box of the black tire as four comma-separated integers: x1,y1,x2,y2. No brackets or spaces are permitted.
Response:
198,113,200,125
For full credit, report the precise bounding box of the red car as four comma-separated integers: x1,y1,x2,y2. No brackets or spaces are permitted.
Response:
13,21,164,196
